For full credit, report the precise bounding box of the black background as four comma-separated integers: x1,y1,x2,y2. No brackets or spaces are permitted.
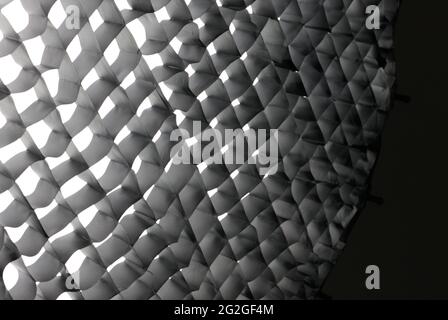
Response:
323,1,448,299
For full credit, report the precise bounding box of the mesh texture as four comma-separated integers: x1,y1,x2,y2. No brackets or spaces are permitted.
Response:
0,0,399,299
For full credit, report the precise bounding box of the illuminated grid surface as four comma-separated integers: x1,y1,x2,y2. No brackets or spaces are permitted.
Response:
0,0,399,299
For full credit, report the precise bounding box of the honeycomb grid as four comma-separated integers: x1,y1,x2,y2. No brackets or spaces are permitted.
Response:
0,0,399,299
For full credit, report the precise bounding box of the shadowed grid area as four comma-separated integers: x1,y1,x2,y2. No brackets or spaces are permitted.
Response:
0,0,399,300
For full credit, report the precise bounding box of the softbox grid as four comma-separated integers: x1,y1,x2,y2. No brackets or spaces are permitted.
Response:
0,0,399,299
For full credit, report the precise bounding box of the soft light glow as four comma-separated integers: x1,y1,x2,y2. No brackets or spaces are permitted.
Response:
11,87,38,113
98,97,115,119
72,127,94,152
5,222,28,242
114,125,130,144
46,152,70,170
104,39,120,65
57,103,77,123
48,1,66,29
61,176,86,199
34,199,58,219
136,98,152,117
27,119,52,149
154,7,170,22
67,35,82,62
127,19,146,48
0,55,21,85
16,167,40,197
3,262,19,291
89,10,103,32
90,156,110,179
23,36,45,66
77,205,97,228
143,53,164,70
0,138,27,163
65,249,86,274
0,189,14,212
115,0,132,11
2,0,29,33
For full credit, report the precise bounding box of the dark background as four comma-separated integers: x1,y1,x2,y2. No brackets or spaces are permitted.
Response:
323,1,448,299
